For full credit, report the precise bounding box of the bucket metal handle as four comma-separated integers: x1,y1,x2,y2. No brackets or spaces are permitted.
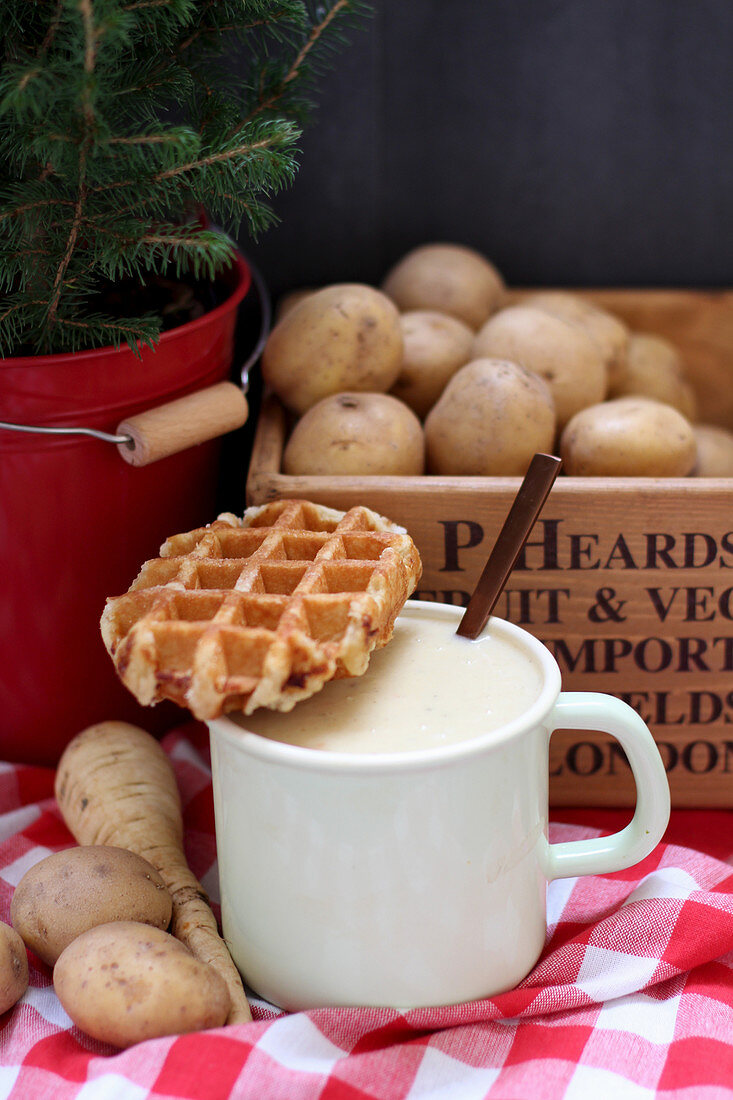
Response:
0,253,271,467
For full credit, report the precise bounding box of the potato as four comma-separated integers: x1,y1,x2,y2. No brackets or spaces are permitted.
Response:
11,846,172,967
610,332,697,420
691,424,733,476
560,396,697,477
0,922,28,1014
381,243,505,330
389,310,474,418
283,392,425,476
472,305,607,430
424,358,556,475
261,284,403,416
54,922,230,1048
524,290,630,391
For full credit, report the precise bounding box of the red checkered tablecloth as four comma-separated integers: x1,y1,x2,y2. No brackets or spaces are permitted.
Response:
0,722,731,1099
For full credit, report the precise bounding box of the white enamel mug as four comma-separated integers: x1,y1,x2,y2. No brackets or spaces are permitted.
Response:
208,601,670,1011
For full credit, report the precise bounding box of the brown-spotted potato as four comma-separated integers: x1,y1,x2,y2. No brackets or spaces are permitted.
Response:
524,290,630,392
424,358,556,475
54,922,230,1048
610,332,697,420
560,396,697,477
472,305,608,430
0,922,28,1014
262,284,403,416
381,243,505,330
283,392,424,476
390,310,474,418
11,846,172,967
691,424,733,476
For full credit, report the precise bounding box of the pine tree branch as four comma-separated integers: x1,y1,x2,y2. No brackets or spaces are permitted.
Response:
89,132,288,198
219,191,255,217
35,130,192,149
113,74,176,98
174,2,294,54
39,0,65,57
88,222,221,251
236,0,351,136
47,0,98,329
178,14,290,54
0,197,74,224
156,135,284,181
16,67,41,93
122,1,178,10
106,132,191,147
0,298,45,324
114,4,294,103
47,157,88,327
56,316,150,337
282,1,350,89
0,0,367,355
82,0,98,76
1,247,47,259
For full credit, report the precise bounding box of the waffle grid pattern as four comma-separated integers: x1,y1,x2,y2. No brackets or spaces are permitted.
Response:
101,500,422,720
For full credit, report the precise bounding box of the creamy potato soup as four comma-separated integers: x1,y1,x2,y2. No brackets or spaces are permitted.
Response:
236,613,543,754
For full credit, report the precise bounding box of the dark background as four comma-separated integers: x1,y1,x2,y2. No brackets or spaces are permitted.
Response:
222,0,733,511
236,0,733,299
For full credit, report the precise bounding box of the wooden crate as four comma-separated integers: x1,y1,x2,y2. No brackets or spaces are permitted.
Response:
246,289,733,808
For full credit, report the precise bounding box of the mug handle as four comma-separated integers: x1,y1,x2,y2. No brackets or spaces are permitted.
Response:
546,692,671,881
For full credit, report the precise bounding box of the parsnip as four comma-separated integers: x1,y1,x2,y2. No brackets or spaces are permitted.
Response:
54,721,251,1025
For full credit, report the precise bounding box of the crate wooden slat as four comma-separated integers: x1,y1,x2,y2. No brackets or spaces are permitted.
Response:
246,289,733,808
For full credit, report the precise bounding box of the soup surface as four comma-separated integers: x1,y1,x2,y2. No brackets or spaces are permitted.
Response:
236,613,544,754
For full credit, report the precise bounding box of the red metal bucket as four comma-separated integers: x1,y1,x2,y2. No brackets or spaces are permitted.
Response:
0,254,251,765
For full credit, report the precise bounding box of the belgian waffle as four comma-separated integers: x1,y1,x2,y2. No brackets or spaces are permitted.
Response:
100,499,422,720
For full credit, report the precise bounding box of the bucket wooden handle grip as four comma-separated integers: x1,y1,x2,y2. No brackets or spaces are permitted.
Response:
116,381,248,467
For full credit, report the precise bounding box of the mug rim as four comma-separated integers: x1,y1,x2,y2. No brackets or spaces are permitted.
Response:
207,599,562,774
